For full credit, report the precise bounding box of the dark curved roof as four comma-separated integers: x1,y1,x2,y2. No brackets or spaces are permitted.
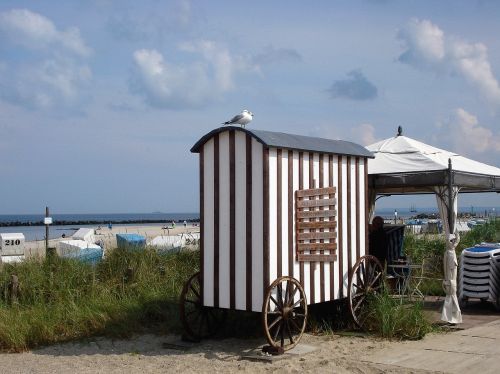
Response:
191,126,373,158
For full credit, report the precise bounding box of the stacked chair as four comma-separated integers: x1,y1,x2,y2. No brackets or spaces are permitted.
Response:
459,243,500,310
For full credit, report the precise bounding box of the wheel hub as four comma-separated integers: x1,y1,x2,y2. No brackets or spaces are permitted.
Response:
282,306,291,319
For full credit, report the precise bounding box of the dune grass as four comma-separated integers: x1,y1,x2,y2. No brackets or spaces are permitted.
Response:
0,248,199,352
364,289,433,340
402,218,500,296
1,220,498,351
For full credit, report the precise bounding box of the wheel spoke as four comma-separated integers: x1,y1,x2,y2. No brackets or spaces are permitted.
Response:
369,271,382,287
361,262,367,285
288,285,299,306
190,284,200,299
280,321,285,347
352,292,365,299
356,269,365,289
268,315,283,330
365,264,374,286
273,320,282,342
277,284,283,307
284,280,290,305
292,298,305,308
289,316,302,332
286,321,294,344
270,295,281,310
352,282,362,290
353,295,366,312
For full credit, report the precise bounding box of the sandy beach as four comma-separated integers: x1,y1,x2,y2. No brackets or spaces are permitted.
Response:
3,299,500,373
22,224,199,258
0,333,433,374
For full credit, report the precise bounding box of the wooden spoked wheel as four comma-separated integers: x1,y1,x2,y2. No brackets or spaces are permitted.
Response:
348,255,384,328
262,276,308,351
180,272,225,340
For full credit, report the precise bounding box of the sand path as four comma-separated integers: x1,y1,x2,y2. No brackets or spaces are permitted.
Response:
0,333,435,374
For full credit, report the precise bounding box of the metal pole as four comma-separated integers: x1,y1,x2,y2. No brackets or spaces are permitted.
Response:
448,159,454,234
45,206,49,253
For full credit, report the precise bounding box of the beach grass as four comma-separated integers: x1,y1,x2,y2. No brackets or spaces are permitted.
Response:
364,288,433,340
0,248,199,352
402,218,500,296
0,220,498,351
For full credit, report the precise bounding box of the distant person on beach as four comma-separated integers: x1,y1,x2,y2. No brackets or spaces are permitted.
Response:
108,222,112,230
369,216,388,266
183,220,187,227
96,239,104,249
172,221,176,228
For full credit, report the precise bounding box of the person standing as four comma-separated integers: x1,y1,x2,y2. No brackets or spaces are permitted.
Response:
369,216,388,267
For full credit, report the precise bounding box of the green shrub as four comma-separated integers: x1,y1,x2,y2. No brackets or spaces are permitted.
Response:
457,219,500,251
403,234,446,264
402,219,500,297
364,288,433,340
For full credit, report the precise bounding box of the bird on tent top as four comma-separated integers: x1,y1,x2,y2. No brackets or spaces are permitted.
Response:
222,109,254,128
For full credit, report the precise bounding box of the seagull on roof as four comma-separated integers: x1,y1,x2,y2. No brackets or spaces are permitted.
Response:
222,110,254,128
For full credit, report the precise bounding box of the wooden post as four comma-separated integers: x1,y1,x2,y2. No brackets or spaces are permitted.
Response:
45,206,50,255
8,274,19,304
124,267,134,283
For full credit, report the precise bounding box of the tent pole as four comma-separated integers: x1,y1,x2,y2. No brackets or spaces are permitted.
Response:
448,159,453,234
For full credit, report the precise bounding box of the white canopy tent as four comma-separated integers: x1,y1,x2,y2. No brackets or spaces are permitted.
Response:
366,131,500,323
367,133,500,229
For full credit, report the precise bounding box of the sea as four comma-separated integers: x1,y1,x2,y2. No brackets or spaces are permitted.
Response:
0,208,497,242
375,206,498,219
0,213,199,241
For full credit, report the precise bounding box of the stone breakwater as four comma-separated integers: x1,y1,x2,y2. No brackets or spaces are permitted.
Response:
0,218,200,227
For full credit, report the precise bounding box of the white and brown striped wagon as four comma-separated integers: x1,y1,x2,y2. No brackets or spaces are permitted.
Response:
179,126,384,349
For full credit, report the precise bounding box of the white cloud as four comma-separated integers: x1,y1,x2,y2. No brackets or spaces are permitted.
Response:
0,8,91,56
450,40,500,105
0,58,91,110
351,123,380,146
398,18,500,105
130,41,250,109
398,19,445,68
0,9,92,112
438,108,500,154
179,40,235,91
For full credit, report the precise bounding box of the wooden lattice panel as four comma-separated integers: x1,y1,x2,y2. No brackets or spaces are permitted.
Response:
295,187,337,262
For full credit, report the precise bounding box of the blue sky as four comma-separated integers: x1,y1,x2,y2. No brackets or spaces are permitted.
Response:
1,0,499,214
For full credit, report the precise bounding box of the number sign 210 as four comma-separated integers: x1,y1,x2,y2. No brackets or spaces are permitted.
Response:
4,239,21,246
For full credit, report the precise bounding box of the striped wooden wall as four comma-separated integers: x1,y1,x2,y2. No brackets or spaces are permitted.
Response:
200,129,368,312
267,149,368,306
